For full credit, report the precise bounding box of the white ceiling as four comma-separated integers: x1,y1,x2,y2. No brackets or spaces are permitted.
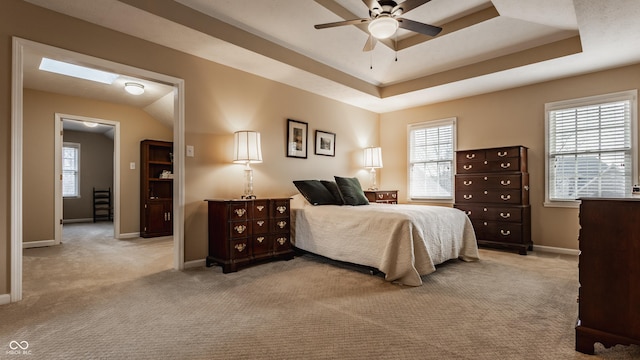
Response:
23,0,640,114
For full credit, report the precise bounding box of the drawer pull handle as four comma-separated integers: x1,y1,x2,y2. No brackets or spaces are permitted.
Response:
234,225,246,234
501,194,511,201
256,220,265,227
257,236,265,243
463,164,473,170
500,180,511,186
378,194,384,199
277,221,287,229
463,194,473,200
234,243,246,252
466,153,476,159
234,208,246,217
277,206,287,214
500,212,511,219
500,230,511,236
463,180,473,186
500,162,511,169
464,210,472,216
256,205,265,212
276,237,287,245
392,193,396,198
497,151,508,157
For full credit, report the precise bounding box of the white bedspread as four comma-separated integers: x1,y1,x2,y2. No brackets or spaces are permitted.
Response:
290,195,479,286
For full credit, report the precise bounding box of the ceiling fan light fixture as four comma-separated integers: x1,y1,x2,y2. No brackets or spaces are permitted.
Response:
124,82,145,95
368,16,398,39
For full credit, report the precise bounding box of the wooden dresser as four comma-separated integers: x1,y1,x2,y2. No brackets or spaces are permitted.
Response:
454,146,532,255
364,190,398,204
205,198,294,273
576,198,640,354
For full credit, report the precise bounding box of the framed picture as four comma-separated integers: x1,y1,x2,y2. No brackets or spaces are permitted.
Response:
286,119,308,158
315,130,336,157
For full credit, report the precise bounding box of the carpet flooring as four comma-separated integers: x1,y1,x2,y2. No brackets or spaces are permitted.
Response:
1,223,639,359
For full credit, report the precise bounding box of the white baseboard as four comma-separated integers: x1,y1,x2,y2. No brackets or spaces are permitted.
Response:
532,245,580,256
119,232,140,239
62,218,93,224
0,294,11,305
23,239,56,248
184,259,206,269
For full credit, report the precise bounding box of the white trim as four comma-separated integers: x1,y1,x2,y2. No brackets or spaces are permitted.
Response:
23,240,56,249
0,294,10,306
11,37,186,303
119,232,141,239
62,218,94,224
184,259,206,269
532,245,580,256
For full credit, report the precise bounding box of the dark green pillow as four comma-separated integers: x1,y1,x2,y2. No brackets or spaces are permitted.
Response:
293,180,336,205
320,180,344,205
334,176,369,206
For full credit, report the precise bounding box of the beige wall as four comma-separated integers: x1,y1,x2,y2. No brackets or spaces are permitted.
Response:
23,89,172,241
1,0,379,295
62,130,114,221
380,63,640,250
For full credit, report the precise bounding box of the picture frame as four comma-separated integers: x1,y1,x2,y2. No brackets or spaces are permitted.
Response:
286,119,308,158
314,130,336,157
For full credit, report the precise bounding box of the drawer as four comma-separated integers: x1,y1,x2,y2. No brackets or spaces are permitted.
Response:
252,234,273,256
230,239,251,260
454,204,524,223
456,174,526,190
229,220,249,239
271,199,290,218
274,234,291,253
472,221,524,244
252,218,269,234
271,218,290,233
485,146,524,161
376,191,397,201
252,200,269,219
228,202,249,220
455,189,523,204
456,150,486,163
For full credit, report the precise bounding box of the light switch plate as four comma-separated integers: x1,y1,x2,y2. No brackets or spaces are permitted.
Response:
186,145,194,157
130,162,135,170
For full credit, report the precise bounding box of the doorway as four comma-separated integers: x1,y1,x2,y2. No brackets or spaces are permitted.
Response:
11,37,186,302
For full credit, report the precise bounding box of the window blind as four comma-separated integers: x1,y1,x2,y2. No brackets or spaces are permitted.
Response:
62,143,80,197
409,119,455,200
548,99,632,200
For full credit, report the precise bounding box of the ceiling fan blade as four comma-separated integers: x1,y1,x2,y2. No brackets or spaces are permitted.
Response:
314,18,371,29
362,34,378,52
397,18,442,36
362,0,383,12
392,0,432,15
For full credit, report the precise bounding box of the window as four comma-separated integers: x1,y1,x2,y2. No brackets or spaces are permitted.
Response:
62,142,80,198
545,90,637,206
408,118,456,200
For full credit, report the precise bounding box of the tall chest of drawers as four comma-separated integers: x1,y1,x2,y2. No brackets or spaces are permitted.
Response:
453,146,532,255
205,198,294,273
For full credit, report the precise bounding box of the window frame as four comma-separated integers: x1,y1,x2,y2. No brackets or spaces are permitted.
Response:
544,90,638,208
62,142,81,198
407,117,457,202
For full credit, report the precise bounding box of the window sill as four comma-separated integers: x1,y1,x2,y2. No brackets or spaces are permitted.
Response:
544,200,580,209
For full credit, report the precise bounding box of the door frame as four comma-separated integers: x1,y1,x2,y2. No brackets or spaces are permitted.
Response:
11,37,186,302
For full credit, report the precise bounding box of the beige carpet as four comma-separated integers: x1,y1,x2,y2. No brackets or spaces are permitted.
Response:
1,223,639,359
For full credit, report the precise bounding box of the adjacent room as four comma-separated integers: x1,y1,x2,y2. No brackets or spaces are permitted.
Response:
1,0,640,358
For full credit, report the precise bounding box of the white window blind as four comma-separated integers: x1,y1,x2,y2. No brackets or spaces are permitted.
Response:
62,142,80,198
408,118,456,200
546,91,637,203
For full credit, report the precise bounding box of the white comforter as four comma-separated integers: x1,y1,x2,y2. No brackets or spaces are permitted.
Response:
290,195,479,286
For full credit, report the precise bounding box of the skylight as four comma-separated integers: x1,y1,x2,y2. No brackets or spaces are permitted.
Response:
39,58,119,84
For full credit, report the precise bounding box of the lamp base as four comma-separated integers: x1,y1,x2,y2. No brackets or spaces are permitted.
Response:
241,194,256,199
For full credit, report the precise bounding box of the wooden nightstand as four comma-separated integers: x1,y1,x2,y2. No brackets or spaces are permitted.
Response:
205,198,294,273
364,190,398,204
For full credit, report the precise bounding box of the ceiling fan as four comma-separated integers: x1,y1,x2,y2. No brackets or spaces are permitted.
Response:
314,0,442,51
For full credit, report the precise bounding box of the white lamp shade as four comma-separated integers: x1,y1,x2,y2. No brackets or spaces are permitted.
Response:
368,17,398,39
233,131,263,164
363,147,383,168
124,82,145,95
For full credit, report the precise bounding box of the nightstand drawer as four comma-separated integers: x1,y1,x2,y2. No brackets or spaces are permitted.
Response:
364,190,398,204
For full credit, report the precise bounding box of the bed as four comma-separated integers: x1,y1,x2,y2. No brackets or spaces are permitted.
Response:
290,193,479,286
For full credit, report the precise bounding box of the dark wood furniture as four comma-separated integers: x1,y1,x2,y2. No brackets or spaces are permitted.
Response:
205,198,294,273
576,198,640,354
140,140,173,238
364,190,398,204
93,187,112,222
454,146,532,255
